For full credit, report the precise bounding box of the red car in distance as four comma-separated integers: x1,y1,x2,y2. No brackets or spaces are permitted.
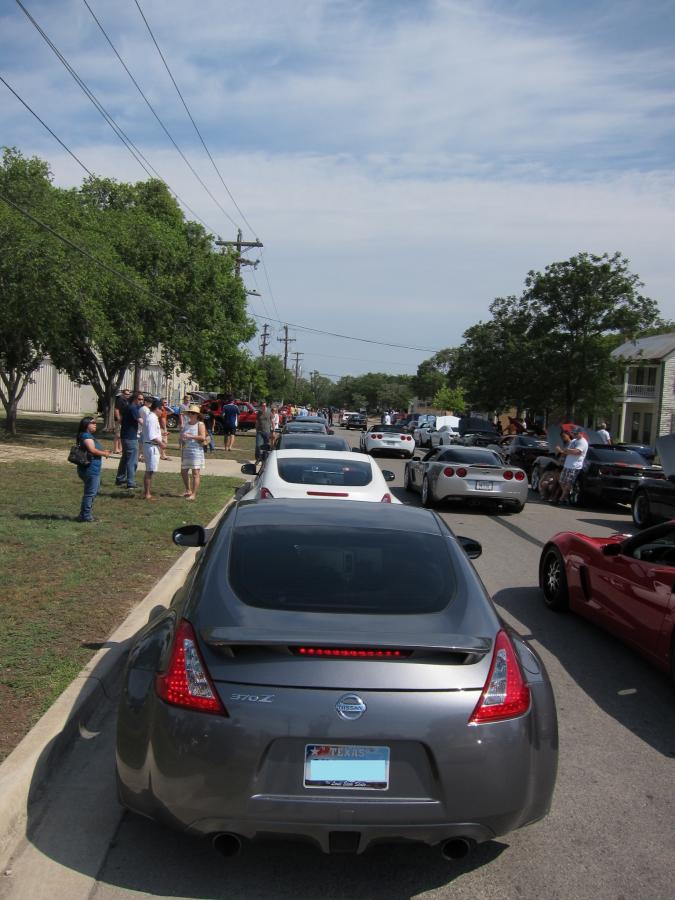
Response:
200,399,258,432
539,521,675,683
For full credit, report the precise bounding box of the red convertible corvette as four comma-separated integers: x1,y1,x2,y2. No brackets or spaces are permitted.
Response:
539,522,675,683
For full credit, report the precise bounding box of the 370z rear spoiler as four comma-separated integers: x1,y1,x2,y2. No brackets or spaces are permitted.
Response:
201,627,492,656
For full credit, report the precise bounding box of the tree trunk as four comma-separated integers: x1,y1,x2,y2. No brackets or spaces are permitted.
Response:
0,364,40,436
3,402,18,436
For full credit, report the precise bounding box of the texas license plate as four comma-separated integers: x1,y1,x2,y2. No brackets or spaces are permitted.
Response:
476,481,494,491
304,745,389,790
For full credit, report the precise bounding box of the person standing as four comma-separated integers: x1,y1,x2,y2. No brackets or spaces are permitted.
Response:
221,396,239,451
270,405,280,447
384,411,392,425
180,405,208,500
115,392,144,489
255,401,272,461
113,389,129,454
597,422,611,445
556,427,589,504
158,399,171,460
141,399,166,500
179,394,191,428
75,416,111,522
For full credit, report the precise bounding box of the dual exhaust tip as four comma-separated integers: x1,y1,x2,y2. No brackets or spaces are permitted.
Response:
212,832,475,861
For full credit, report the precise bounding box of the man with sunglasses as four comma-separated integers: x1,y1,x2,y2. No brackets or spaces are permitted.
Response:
115,391,145,489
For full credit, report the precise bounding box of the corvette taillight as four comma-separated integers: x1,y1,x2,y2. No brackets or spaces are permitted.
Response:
503,470,514,480
155,620,226,715
515,471,525,481
469,630,530,724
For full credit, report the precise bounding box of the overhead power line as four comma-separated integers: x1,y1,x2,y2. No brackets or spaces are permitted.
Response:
14,0,216,234
248,313,439,353
1,75,93,176
82,0,240,233
133,0,257,239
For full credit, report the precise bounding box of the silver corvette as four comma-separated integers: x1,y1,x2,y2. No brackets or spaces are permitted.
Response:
404,446,529,512
116,501,557,858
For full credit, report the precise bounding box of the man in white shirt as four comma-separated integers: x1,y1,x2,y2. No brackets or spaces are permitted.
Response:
556,426,589,504
597,422,611,444
383,412,392,425
142,399,167,499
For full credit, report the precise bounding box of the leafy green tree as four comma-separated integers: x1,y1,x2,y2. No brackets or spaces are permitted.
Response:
0,149,73,435
432,385,465,413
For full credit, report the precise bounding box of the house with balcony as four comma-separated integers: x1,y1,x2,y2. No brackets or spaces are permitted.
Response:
611,334,675,444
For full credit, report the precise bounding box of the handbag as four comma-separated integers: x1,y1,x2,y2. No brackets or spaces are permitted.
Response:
67,442,91,466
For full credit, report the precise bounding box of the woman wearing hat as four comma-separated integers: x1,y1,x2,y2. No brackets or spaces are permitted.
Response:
179,405,208,500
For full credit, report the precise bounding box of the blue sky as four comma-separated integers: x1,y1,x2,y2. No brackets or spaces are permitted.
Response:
2,0,674,378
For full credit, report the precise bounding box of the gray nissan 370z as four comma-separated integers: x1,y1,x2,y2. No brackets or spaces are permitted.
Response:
116,500,558,858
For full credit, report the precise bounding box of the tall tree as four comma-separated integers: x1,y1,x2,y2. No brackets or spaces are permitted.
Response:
0,149,73,435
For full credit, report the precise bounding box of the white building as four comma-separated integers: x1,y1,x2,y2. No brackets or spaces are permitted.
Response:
611,334,675,444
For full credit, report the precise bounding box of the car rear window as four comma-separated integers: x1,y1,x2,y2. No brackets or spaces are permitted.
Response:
284,423,326,433
588,448,646,465
229,526,456,614
279,437,349,451
438,448,502,465
277,457,373,486
371,425,401,433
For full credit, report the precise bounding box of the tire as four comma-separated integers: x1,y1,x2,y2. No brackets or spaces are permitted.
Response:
540,547,569,611
530,466,540,492
404,466,413,492
421,475,435,508
166,414,178,430
632,491,653,529
509,501,525,514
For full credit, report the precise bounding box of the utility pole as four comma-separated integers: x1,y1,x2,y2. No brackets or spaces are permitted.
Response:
215,229,263,277
259,323,271,358
291,351,303,394
277,324,295,371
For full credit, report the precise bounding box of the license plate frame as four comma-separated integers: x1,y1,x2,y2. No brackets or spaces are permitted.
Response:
475,480,494,491
304,744,390,790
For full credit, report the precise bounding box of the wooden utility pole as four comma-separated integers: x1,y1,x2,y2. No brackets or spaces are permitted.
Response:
259,323,271,358
215,229,263,277
277,324,295,371
291,351,303,393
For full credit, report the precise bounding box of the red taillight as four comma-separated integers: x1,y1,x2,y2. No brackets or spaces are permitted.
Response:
515,471,525,481
307,490,349,497
469,630,530,724
456,467,467,478
372,434,382,439
443,467,455,477
155,620,226,715
401,435,412,441
260,487,274,499
503,470,514,480
294,646,410,658
381,492,392,502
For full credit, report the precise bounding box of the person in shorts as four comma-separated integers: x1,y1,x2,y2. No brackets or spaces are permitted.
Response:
141,399,166,500
556,427,588,504
221,396,239,451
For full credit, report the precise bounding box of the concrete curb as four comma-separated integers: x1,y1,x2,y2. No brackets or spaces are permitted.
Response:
0,500,234,871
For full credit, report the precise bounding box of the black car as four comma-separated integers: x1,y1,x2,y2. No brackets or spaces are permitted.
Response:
570,445,662,507
458,431,500,448
492,435,550,475
631,434,675,527
346,413,368,430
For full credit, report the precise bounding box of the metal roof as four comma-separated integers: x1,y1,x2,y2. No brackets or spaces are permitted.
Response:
611,333,675,361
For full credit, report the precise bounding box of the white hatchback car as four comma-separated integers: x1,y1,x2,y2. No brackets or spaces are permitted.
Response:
240,450,400,503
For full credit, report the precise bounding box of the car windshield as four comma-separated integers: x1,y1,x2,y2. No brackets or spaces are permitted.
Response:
588,448,646,465
278,436,349,451
370,425,401,433
438,448,502,465
229,526,456,614
284,423,326,433
277,458,373,486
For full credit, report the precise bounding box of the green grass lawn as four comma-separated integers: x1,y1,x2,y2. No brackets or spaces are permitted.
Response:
0,459,241,761
0,412,257,462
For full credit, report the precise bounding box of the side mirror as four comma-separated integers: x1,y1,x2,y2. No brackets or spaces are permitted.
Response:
172,524,208,547
382,470,396,482
412,455,421,461
240,462,257,475
602,542,622,557
457,536,482,559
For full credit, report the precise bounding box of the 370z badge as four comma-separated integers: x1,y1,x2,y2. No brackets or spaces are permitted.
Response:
229,693,275,703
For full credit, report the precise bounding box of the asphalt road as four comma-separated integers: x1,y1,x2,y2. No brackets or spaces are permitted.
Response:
3,429,674,900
